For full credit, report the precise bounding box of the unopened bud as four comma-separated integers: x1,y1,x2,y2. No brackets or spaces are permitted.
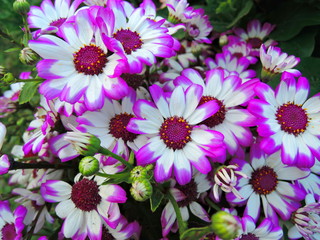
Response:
13,0,30,15
19,47,39,65
64,131,101,156
130,179,153,202
210,211,240,240
79,156,100,176
219,34,228,47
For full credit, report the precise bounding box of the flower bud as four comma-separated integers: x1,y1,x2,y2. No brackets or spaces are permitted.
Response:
19,47,39,65
130,179,153,202
2,73,15,84
64,131,101,156
130,166,148,181
219,34,228,47
0,66,6,78
210,211,240,240
79,156,100,176
13,0,30,15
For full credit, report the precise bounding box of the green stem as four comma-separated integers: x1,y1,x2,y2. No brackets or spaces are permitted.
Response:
16,78,43,82
205,197,221,211
98,147,133,170
167,191,187,238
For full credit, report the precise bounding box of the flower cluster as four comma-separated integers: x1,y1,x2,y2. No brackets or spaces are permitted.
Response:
0,0,319,239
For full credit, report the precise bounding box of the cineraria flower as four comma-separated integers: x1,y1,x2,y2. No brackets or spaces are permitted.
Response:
235,215,283,240
260,44,301,79
174,68,257,155
127,84,225,185
98,0,177,74
0,122,10,175
161,172,211,237
222,41,258,64
231,19,277,56
12,188,54,233
288,194,320,240
0,200,27,240
41,176,127,239
166,0,193,24
227,144,309,224
205,51,256,83
29,9,129,110
28,0,84,37
212,164,248,202
247,73,320,168
77,89,140,163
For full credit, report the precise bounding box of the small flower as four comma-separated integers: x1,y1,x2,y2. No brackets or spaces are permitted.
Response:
212,164,248,201
78,156,100,176
210,211,240,240
0,155,10,175
260,44,301,80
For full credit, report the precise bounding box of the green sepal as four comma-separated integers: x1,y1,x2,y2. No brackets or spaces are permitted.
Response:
150,187,164,212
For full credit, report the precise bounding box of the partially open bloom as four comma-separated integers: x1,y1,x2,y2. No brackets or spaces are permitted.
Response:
0,200,27,240
248,73,320,168
260,44,301,79
127,84,225,185
41,176,127,239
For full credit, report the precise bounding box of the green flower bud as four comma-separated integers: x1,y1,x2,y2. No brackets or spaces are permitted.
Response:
64,131,101,156
2,73,15,84
130,179,153,202
130,166,148,180
19,47,39,65
219,34,228,47
13,0,30,15
79,156,100,176
210,211,240,240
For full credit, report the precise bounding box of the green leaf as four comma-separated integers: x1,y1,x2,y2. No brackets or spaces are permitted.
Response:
150,188,164,212
296,57,320,96
180,226,212,240
4,47,20,53
226,0,253,28
279,27,318,58
18,81,40,105
268,3,320,41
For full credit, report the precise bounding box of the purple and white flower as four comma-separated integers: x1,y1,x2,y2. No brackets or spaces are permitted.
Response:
127,84,225,185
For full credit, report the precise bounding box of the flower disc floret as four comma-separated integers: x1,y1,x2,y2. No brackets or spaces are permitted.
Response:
276,102,309,136
109,113,138,142
73,44,108,75
176,179,198,207
249,166,278,195
199,96,226,127
2,223,16,240
113,29,143,54
159,116,192,150
71,178,101,211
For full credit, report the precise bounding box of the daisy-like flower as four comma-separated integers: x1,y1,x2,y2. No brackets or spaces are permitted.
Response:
260,44,301,80
77,89,141,164
205,51,256,83
235,215,283,240
227,144,309,224
127,84,225,185
29,9,129,111
166,0,193,24
161,172,211,237
40,176,127,239
174,68,257,156
231,19,277,56
97,0,177,74
222,41,258,64
247,72,320,168
0,122,10,175
27,0,84,37
12,188,54,233
0,200,27,240
288,194,320,240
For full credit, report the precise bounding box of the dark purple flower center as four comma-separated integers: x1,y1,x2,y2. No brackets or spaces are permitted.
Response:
50,18,66,27
188,24,200,38
1,223,17,240
276,102,309,136
233,52,244,59
159,116,192,150
247,37,263,48
113,29,143,54
199,96,226,127
239,233,259,240
73,44,108,75
109,113,138,142
121,73,145,90
71,178,101,211
176,179,198,207
249,166,278,195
